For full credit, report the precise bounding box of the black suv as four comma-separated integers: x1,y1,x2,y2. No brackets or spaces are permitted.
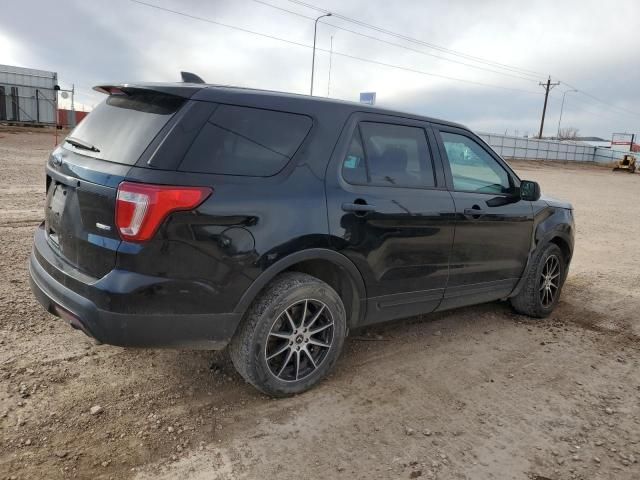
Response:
29,81,574,396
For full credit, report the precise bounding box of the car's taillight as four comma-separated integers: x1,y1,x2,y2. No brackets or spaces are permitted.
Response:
115,182,212,242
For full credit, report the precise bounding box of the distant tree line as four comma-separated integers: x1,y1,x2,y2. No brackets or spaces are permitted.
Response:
557,127,580,140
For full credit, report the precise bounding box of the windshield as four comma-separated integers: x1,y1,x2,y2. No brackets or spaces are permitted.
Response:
64,92,185,165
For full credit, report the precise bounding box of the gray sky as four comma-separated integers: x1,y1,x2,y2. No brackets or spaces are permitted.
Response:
2,0,639,138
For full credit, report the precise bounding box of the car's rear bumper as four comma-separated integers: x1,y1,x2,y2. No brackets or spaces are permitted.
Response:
28,232,241,350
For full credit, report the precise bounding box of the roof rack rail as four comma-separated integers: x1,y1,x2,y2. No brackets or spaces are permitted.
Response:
181,71,205,84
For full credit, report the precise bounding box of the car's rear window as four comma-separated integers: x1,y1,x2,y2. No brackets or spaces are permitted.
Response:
64,92,184,165
178,105,312,176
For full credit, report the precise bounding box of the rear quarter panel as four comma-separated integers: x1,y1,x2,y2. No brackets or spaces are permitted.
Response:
118,96,353,315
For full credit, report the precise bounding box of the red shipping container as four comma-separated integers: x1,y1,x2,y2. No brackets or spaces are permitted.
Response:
57,109,88,128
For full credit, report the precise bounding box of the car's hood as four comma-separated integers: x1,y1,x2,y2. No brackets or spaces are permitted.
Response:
541,193,573,210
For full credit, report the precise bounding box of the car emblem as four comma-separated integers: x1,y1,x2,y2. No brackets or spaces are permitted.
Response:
95,223,112,231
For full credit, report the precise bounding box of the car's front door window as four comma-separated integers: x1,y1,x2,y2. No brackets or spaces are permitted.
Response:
439,132,511,194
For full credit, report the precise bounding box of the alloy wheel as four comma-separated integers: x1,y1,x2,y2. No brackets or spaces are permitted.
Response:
539,254,560,307
265,299,334,382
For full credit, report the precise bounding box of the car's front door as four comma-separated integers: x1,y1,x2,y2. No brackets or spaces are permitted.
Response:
433,127,534,310
326,113,456,325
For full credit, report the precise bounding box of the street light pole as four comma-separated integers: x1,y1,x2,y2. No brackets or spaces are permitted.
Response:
557,89,577,138
71,84,76,128
310,12,331,96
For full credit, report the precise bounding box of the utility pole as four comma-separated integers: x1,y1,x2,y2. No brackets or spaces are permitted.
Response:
630,133,636,153
71,84,76,128
538,76,559,138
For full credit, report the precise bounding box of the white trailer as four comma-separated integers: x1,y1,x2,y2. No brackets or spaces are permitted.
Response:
0,64,58,125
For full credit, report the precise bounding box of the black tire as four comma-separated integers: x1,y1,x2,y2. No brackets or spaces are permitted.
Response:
228,272,346,397
510,243,566,318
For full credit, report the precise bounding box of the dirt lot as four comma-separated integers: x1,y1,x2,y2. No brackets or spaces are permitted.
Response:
1,129,639,480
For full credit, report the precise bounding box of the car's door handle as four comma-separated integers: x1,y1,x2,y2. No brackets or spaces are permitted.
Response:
464,208,485,215
342,202,376,213
464,205,485,218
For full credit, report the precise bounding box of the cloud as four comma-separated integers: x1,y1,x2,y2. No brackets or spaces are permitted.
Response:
0,30,28,67
0,0,638,136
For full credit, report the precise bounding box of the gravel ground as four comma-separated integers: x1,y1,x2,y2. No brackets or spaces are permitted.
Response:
1,129,639,480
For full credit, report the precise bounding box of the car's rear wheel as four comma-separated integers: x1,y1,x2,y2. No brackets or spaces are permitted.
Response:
510,243,566,318
229,272,346,397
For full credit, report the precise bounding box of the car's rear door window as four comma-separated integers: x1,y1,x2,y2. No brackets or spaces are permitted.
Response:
341,122,436,188
179,105,312,176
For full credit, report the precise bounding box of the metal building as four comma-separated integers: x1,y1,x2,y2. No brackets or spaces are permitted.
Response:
0,64,58,125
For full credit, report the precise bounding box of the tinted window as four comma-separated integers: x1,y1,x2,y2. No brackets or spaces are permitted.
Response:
342,122,435,188
65,93,184,165
440,132,511,194
180,105,312,176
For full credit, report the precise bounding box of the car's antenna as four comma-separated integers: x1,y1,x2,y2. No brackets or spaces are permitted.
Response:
180,71,205,84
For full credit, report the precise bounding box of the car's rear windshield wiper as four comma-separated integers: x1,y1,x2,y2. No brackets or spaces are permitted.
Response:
65,137,100,153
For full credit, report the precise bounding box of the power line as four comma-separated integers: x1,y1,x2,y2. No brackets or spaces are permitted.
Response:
558,80,640,120
129,0,637,133
284,0,543,78
285,0,640,122
330,50,541,94
555,94,628,124
128,0,543,95
544,92,635,135
247,0,539,83
549,88,640,124
548,88,640,123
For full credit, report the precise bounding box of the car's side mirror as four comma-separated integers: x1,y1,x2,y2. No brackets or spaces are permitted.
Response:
520,180,541,201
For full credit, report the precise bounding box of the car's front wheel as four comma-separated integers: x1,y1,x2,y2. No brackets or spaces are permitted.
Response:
510,243,566,318
229,272,346,397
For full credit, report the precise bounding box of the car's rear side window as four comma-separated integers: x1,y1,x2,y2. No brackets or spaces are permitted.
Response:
179,105,312,176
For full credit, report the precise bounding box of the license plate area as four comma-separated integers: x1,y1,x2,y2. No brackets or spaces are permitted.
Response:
46,182,71,248
50,183,67,213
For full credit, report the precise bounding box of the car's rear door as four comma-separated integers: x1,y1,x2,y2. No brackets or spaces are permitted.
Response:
432,126,534,310
326,113,456,325
43,90,188,278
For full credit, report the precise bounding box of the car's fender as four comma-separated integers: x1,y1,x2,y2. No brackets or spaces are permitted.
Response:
233,248,367,325
509,205,574,298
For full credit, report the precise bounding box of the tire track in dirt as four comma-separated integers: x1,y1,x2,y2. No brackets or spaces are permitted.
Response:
2,132,640,480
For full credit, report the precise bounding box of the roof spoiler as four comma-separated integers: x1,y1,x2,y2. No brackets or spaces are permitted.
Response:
180,71,205,84
93,82,204,98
